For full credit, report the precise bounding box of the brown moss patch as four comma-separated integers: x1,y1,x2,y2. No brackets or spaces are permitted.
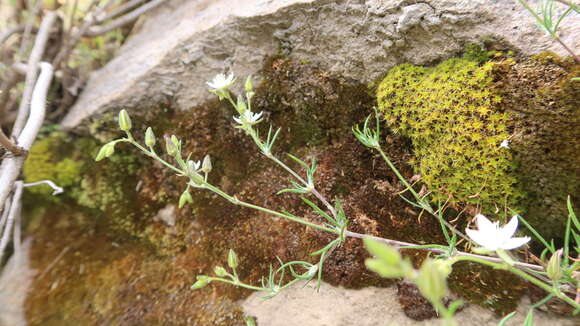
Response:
493,54,580,241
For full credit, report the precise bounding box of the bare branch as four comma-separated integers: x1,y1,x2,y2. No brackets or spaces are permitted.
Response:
0,25,26,45
94,0,148,24
0,181,22,262
0,70,22,120
52,0,102,69
83,0,167,37
0,62,54,217
11,12,57,139
0,129,24,155
17,0,44,58
0,195,12,240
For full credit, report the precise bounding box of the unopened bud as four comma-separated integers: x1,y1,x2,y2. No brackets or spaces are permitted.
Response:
228,249,238,269
236,95,247,114
178,190,193,208
416,259,450,304
546,249,563,281
165,135,178,156
201,155,212,173
145,127,156,148
118,109,132,131
171,135,181,152
244,75,253,92
191,275,211,290
95,142,115,161
214,266,228,277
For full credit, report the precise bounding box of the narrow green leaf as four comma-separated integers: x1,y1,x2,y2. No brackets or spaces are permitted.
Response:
497,311,517,326
287,153,308,169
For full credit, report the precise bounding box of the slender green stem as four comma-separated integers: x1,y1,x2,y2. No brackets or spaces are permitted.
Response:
203,183,336,234
453,256,579,309
375,146,422,203
375,146,469,241
124,136,336,234
123,138,185,175
210,277,266,291
269,155,338,218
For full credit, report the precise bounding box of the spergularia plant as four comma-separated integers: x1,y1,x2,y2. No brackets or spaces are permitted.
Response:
95,72,580,325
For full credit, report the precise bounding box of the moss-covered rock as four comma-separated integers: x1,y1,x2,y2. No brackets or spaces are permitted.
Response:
376,52,579,240
376,56,522,214
24,55,575,324
494,53,580,240
23,133,85,198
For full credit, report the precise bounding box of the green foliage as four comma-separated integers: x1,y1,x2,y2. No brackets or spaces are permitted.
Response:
376,57,524,212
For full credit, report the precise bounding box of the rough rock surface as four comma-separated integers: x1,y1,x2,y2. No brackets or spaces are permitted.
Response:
62,0,579,128
242,281,578,326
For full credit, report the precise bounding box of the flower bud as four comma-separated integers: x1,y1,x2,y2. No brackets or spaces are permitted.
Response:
145,127,156,148
228,249,238,269
95,142,115,161
118,109,132,132
364,238,401,265
416,259,450,304
244,75,253,92
236,95,247,114
165,135,178,156
171,135,181,152
178,190,193,208
191,275,211,290
546,249,563,281
214,266,228,277
201,155,212,173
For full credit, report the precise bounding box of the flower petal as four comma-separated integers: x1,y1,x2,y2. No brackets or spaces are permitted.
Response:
498,215,519,242
475,214,497,235
501,236,530,250
466,228,496,250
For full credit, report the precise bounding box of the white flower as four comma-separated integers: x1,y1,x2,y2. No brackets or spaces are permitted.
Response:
466,214,530,251
187,160,201,174
233,110,263,126
207,72,236,91
499,139,510,149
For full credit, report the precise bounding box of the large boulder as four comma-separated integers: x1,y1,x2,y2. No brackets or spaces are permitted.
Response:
62,0,579,128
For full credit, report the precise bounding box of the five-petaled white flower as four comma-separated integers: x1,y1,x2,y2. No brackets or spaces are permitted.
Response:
466,214,530,251
207,72,236,91
233,110,263,126
499,139,510,149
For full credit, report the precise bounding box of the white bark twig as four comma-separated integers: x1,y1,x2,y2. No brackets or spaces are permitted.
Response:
0,25,26,45
23,180,64,195
0,62,54,216
0,181,23,262
83,0,167,37
11,12,57,139
0,195,12,240
94,0,147,24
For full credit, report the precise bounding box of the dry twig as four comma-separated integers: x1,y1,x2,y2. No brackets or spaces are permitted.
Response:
11,12,57,138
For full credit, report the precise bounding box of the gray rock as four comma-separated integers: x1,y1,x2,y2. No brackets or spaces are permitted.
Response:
242,281,578,326
62,0,580,128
